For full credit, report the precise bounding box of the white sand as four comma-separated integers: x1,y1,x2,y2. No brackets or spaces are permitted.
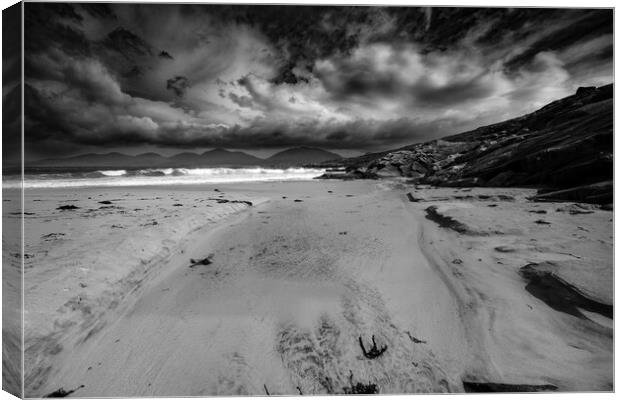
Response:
17,181,613,396
2,187,23,396
20,185,264,395
413,186,613,390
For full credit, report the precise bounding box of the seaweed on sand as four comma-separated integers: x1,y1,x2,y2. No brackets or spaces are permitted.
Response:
189,254,214,267
44,385,85,397
342,371,379,394
359,335,387,359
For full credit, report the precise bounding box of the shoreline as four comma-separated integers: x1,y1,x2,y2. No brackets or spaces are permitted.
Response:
8,180,613,396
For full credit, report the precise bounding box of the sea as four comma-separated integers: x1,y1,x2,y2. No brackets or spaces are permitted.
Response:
2,167,326,189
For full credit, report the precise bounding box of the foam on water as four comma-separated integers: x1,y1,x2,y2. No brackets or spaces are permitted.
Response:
100,170,127,177
3,167,326,189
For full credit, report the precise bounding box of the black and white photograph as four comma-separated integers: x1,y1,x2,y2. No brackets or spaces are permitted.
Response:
1,1,615,397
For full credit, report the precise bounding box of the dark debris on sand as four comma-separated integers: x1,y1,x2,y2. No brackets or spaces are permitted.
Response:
520,262,613,320
42,233,65,241
210,198,253,206
406,192,423,202
44,385,85,397
57,205,80,211
342,371,379,394
425,206,474,235
189,254,214,268
462,381,557,393
405,331,427,344
359,335,387,359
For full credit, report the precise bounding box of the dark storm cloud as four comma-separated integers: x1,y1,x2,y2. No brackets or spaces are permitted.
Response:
21,3,613,158
3,3,23,164
229,93,254,108
166,76,190,97
159,51,174,60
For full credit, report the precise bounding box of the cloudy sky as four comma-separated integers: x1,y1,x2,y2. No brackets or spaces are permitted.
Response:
9,3,614,160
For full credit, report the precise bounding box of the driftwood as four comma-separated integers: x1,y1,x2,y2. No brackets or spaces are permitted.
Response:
189,254,213,268
359,335,387,359
296,386,303,395
44,385,85,398
263,384,270,396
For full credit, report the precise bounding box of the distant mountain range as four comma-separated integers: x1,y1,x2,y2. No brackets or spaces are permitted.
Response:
30,147,341,169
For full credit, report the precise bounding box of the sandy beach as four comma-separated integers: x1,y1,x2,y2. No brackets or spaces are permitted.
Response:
5,3,614,397
11,179,611,397
2,187,23,396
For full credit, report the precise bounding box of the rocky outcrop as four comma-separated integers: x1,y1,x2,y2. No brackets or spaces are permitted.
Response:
519,262,613,320
335,84,613,203
531,181,612,205
267,147,342,167
315,168,378,180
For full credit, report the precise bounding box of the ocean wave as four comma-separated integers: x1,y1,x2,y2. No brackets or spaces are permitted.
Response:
124,169,167,177
99,170,127,177
4,167,326,189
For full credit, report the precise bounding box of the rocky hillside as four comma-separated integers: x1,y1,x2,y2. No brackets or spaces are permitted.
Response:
326,84,612,204
265,147,342,166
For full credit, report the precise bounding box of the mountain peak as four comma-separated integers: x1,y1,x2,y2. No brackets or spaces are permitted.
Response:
266,147,342,166
136,152,163,157
202,148,231,155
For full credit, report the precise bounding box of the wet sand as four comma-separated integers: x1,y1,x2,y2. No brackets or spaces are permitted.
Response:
11,180,613,396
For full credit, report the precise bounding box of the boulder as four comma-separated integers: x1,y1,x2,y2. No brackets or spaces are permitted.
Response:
374,163,402,177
